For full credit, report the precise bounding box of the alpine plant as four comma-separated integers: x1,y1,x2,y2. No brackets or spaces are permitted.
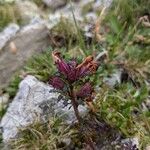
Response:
49,51,99,122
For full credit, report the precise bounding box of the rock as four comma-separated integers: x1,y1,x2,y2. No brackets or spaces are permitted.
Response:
15,0,42,24
0,24,20,51
43,0,67,10
103,70,122,87
93,0,112,10
85,12,97,22
121,137,139,149
0,75,87,142
47,3,83,29
0,23,50,89
62,138,71,146
29,15,45,25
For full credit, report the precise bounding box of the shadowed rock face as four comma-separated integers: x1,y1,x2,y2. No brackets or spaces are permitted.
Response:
43,0,67,10
0,75,87,142
0,24,50,89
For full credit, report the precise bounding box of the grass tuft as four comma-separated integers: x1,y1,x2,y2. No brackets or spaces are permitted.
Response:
95,83,150,149
50,17,80,49
24,48,55,82
11,117,75,150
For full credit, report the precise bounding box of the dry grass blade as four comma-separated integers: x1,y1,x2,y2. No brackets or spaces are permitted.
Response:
94,7,107,42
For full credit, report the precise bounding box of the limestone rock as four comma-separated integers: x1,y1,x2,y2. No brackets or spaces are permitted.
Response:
0,23,50,89
0,24,20,51
121,137,139,149
43,0,67,10
0,75,87,142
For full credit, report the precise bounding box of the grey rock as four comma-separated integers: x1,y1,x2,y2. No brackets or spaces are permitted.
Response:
121,137,139,149
43,0,67,10
47,0,113,29
0,23,50,89
29,16,45,25
85,12,97,22
62,138,71,146
93,0,112,10
84,24,93,38
47,2,83,28
0,24,20,51
0,75,87,142
103,70,122,87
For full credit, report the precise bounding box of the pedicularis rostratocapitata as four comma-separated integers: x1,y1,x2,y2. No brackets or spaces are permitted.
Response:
49,51,100,122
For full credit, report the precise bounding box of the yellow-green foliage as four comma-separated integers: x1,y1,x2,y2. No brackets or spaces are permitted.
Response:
24,48,55,82
11,117,74,150
96,83,150,149
31,0,43,7
81,1,93,15
107,0,150,25
50,17,79,49
0,3,21,31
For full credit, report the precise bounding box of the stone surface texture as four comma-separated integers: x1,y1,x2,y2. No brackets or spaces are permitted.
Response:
0,24,20,51
0,75,87,142
0,23,50,89
43,0,67,9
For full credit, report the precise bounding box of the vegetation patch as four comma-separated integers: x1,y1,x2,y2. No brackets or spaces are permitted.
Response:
1,0,150,149
31,0,43,7
95,83,150,149
11,117,75,150
49,17,80,49
0,3,21,31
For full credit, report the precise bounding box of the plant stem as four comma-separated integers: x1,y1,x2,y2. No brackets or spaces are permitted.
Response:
69,85,80,122
69,86,95,149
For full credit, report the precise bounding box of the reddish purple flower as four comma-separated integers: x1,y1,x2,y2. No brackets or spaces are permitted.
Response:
49,76,64,90
76,82,94,99
52,51,98,83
